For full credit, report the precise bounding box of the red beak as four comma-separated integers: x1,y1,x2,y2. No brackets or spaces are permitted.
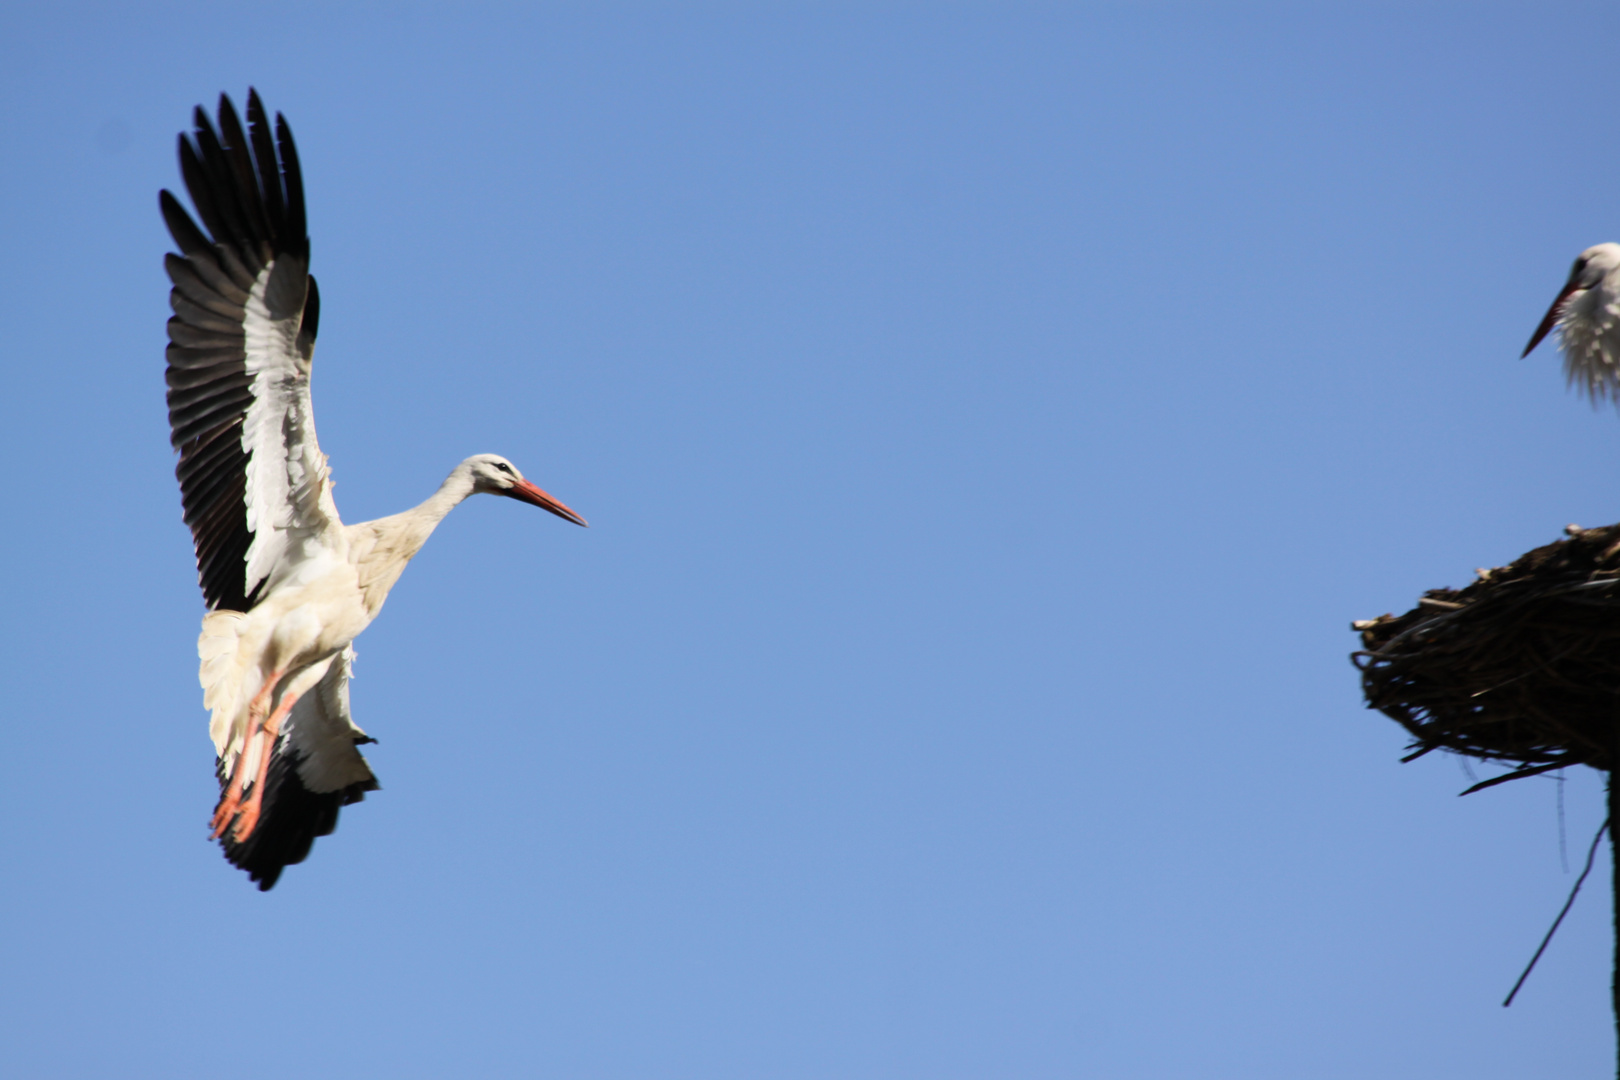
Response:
507,479,588,526
1523,279,1582,358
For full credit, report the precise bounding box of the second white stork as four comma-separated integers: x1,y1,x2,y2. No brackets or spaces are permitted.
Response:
162,90,587,890
1522,243,1620,402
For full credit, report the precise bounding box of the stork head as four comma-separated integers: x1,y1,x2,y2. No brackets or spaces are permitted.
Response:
464,453,588,526
1523,243,1620,358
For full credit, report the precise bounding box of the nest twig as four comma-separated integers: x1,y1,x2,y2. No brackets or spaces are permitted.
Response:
1355,522,1620,789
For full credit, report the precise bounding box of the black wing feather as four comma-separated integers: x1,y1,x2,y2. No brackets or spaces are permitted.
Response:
158,190,211,257
177,136,228,253
298,276,320,356
170,291,242,334
162,89,315,613
189,110,256,267
246,91,287,239
277,114,308,259
215,96,272,257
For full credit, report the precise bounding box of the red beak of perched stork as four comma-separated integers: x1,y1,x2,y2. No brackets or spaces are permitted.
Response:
507,479,589,527
1523,278,1583,358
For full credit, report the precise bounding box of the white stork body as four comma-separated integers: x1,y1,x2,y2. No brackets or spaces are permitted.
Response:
163,92,586,889
1523,243,1620,401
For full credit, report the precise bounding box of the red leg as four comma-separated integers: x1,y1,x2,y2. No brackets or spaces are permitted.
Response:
209,669,284,839
230,686,305,843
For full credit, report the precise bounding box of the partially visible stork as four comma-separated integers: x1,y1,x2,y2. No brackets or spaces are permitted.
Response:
162,90,587,890
1523,243,1620,402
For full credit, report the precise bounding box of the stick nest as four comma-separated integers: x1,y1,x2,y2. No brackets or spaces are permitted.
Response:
1354,523,1620,789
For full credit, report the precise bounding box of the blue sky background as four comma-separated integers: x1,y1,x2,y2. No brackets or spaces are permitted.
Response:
3,3,1619,1077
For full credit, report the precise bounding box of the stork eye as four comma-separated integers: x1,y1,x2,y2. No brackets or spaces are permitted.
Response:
493,462,514,475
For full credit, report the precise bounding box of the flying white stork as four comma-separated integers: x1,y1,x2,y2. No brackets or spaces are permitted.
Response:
162,90,587,890
1522,243,1620,402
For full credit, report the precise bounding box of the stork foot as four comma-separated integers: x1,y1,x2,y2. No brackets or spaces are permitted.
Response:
231,799,263,843
209,668,286,841
229,687,305,844
210,788,245,839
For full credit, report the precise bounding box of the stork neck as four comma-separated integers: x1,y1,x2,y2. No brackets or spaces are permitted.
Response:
419,467,479,521
379,466,479,563
346,466,483,620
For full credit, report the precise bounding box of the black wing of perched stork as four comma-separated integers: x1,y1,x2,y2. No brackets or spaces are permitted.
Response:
161,89,337,612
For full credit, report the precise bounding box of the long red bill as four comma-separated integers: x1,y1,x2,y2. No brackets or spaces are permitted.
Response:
507,479,588,526
1523,280,1581,358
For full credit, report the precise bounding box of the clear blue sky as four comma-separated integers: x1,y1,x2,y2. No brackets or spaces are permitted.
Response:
2,4,1618,1077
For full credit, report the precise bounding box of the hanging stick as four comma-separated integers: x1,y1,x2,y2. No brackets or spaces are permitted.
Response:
1611,773,1619,1080
1502,816,1609,1008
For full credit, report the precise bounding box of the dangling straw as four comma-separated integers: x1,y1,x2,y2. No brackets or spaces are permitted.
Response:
1503,817,1609,1008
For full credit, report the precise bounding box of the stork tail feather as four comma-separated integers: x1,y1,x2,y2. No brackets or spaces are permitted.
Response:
215,740,377,891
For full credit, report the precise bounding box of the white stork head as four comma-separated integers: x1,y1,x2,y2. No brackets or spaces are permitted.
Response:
463,453,588,527
1523,243,1620,402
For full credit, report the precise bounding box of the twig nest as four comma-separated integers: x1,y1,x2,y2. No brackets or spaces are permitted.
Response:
1355,523,1620,789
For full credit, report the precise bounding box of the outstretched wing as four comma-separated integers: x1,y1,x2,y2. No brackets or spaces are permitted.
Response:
162,89,339,613
218,648,379,891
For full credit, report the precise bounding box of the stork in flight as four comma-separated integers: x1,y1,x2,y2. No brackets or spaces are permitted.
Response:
1522,243,1620,402
162,90,587,890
